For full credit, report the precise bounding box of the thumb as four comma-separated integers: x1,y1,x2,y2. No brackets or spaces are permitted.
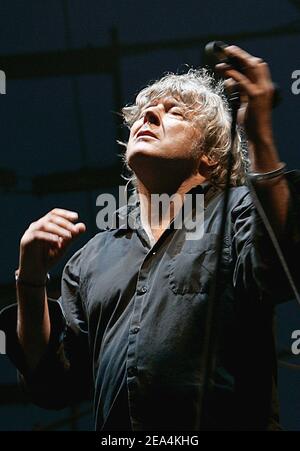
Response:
74,222,86,234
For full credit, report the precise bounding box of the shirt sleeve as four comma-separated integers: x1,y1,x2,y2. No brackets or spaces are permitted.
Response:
231,170,300,304
0,245,93,410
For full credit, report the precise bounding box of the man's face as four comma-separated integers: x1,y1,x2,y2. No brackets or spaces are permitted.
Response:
126,96,202,174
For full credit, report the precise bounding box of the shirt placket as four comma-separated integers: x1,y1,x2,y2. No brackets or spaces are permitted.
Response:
125,214,168,429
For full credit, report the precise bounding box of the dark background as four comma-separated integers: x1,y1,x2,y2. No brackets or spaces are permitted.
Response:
0,0,299,431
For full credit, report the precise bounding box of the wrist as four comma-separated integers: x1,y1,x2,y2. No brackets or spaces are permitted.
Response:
15,268,50,288
247,142,281,174
247,161,287,184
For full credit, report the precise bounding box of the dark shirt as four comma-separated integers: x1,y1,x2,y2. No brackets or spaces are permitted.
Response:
1,172,300,431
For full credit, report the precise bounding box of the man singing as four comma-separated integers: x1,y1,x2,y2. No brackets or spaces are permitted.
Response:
1,45,300,430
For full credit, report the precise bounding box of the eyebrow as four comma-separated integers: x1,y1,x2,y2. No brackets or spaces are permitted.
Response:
143,98,184,109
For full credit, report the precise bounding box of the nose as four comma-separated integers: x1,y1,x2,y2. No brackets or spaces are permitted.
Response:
143,106,161,126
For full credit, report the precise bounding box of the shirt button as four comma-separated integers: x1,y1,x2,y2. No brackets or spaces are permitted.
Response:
138,286,148,294
127,366,138,377
130,326,140,334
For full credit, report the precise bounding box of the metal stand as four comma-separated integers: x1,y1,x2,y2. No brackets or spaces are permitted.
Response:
196,90,240,429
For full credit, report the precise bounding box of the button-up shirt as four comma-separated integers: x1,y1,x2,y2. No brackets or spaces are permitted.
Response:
1,172,300,431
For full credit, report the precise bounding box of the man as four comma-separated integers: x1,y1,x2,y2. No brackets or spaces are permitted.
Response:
1,45,300,431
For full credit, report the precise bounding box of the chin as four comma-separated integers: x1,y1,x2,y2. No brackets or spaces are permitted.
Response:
127,147,161,165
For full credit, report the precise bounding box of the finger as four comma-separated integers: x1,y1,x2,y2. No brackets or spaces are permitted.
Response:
74,222,86,234
215,66,256,97
29,230,60,245
49,208,79,222
48,214,82,234
224,77,248,100
216,62,274,100
255,61,272,83
215,62,231,71
223,77,237,94
223,45,263,69
39,222,73,240
218,47,271,86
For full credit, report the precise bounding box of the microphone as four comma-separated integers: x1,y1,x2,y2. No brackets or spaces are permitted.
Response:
204,41,281,108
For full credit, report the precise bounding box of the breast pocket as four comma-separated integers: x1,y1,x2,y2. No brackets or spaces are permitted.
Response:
168,233,231,296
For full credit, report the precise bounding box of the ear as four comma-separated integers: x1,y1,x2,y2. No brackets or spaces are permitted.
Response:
198,154,217,177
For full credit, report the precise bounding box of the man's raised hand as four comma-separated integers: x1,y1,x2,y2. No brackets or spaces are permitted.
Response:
18,208,86,285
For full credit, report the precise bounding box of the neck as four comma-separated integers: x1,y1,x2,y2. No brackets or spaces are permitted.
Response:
137,173,206,245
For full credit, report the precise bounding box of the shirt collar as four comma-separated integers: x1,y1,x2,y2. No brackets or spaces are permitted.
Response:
114,181,215,231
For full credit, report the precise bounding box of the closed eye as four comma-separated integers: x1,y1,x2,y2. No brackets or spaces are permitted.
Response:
169,107,184,117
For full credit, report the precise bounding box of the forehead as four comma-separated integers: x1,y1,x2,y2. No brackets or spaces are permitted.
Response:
143,94,184,106
139,84,201,111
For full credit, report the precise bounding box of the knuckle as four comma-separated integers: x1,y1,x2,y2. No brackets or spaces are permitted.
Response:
247,60,256,68
250,57,263,66
56,217,64,226
28,221,37,230
39,222,47,232
50,208,60,217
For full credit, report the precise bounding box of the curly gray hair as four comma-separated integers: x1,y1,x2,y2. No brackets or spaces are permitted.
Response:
120,68,249,188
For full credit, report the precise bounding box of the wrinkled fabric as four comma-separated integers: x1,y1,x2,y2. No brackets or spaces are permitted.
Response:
1,171,300,431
